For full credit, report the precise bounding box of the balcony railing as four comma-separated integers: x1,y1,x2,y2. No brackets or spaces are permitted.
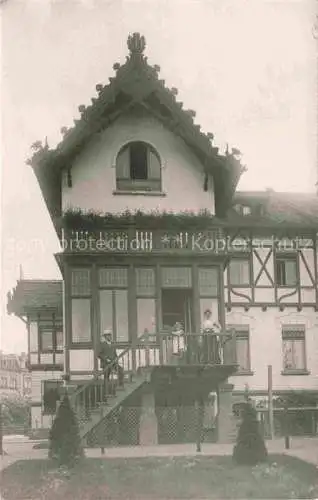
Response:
109,330,237,372
60,227,227,254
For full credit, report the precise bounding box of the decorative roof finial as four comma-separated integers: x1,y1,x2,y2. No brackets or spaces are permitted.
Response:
127,32,146,55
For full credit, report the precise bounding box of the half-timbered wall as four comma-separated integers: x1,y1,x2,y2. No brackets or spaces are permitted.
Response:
224,236,318,309
225,233,318,395
61,113,215,214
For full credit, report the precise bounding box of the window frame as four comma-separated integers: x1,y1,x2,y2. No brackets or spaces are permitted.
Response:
228,258,251,287
42,380,62,415
281,325,308,374
70,267,93,346
116,141,162,193
98,266,130,344
275,253,298,287
230,326,252,374
39,325,63,354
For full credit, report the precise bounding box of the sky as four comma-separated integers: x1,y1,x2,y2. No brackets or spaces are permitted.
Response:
1,0,317,353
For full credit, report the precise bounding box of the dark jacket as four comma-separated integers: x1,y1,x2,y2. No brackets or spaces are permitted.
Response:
98,341,117,368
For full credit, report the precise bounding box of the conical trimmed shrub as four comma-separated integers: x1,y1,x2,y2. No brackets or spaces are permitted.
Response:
233,402,268,465
49,394,84,467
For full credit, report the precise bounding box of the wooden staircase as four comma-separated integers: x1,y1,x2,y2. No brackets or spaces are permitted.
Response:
66,330,238,446
68,335,154,445
78,372,147,444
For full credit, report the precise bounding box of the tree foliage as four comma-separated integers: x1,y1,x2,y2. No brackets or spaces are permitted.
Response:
48,394,84,467
0,394,30,433
233,402,268,466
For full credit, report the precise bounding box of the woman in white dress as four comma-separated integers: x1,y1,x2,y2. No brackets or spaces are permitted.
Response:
201,309,221,363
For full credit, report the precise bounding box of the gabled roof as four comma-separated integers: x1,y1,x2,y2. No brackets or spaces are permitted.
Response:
230,190,318,230
7,280,63,317
28,33,245,228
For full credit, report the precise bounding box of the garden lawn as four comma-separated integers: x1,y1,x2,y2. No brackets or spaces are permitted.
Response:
1,455,318,499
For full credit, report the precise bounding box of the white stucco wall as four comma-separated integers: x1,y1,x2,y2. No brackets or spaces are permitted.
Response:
62,113,215,214
227,307,318,392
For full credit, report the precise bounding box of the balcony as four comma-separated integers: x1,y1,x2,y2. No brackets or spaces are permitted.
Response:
65,331,237,442
93,330,238,380
60,227,228,255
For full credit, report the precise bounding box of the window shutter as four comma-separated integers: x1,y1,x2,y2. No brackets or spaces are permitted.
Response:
148,149,161,179
116,147,130,179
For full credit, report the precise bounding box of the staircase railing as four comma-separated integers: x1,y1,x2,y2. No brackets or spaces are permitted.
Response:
68,329,237,428
69,332,156,427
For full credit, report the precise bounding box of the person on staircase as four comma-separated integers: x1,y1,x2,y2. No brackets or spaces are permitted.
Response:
98,330,124,399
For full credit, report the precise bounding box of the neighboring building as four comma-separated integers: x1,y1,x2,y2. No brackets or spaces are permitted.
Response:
0,351,32,397
7,280,63,429
7,33,318,444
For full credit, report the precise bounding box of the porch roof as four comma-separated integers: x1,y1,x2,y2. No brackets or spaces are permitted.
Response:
7,279,63,317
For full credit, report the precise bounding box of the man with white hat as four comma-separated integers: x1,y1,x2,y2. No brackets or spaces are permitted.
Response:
98,329,124,397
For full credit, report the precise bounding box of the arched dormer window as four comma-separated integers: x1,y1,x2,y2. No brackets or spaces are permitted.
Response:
116,141,162,192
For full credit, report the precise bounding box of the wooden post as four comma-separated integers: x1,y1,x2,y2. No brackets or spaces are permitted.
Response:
195,398,204,452
283,401,290,449
129,264,137,371
268,365,274,439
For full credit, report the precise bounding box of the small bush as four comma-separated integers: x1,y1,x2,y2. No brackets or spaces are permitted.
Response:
48,394,84,467
233,402,268,466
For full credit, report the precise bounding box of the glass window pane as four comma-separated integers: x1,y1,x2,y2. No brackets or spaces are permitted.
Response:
41,330,53,351
99,290,113,337
71,299,91,342
99,268,128,288
137,298,156,337
30,322,38,352
148,149,161,180
115,290,129,342
236,337,249,371
43,381,62,415
116,146,130,179
71,269,91,296
285,260,297,285
161,267,192,288
56,330,63,350
283,339,305,370
136,268,155,296
198,267,218,296
292,339,305,369
229,260,250,285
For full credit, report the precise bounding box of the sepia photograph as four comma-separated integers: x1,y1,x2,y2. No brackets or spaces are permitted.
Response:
1,0,318,498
